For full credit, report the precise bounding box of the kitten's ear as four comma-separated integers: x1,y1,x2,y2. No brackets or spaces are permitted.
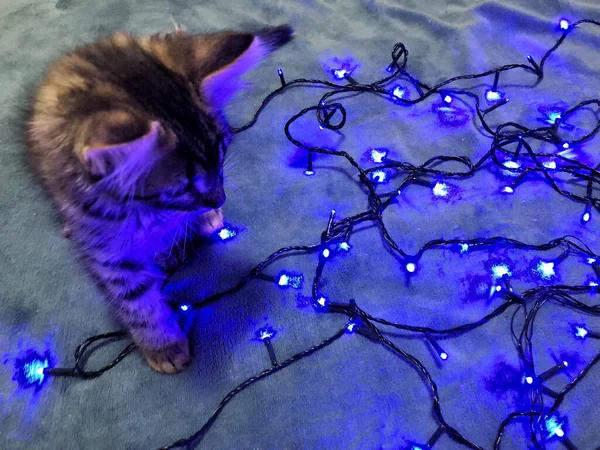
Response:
198,25,294,105
77,111,172,176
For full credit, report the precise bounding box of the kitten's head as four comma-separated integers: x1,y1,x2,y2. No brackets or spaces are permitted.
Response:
65,25,293,212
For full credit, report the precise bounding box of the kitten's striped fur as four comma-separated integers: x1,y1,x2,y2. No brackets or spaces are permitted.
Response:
25,25,293,373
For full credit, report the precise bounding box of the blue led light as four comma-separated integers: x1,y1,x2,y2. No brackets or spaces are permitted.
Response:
346,322,356,333
562,142,570,149
322,248,330,258
370,148,388,163
393,86,405,99
334,69,348,79
536,261,555,280
277,272,304,289
255,325,277,341
180,304,190,312
316,296,327,307
573,324,589,339
547,112,562,124
492,264,511,279
502,186,514,194
24,359,48,386
443,95,452,104
439,352,448,360
338,242,351,252
406,262,416,273
304,169,315,176
503,161,521,169
218,227,237,241
590,281,599,287
559,19,570,30
582,212,590,223
371,170,387,183
495,285,502,292
13,350,52,391
486,90,501,101
545,415,565,438
544,161,557,169
525,376,534,385
460,243,469,253
587,257,596,264
432,182,449,197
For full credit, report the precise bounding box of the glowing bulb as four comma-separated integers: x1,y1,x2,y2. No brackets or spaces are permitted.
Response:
370,148,388,163
439,352,448,360
347,322,356,332
547,112,562,124
590,281,599,287
338,242,351,252
23,359,49,387
502,186,514,194
322,249,330,258
371,170,387,183
495,285,502,292
460,243,469,253
562,142,570,149
432,182,449,197
486,90,501,101
443,95,452,104
492,264,511,279
218,227,237,241
406,262,416,273
180,304,190,312
559,19,570,30
503,161,521,169
277,68,283,75
304,170,315,176
277,272,304,289
544,161,557,169
537,261,555,280
392,86,405,98
563,360,569,368
316,296,327,307
587,257,596,264
545,415,566,439
256,325,277,341
525,376,534,384
334,69,348,79
582,212,590,223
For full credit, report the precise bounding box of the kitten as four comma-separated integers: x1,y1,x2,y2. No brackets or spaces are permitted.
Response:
25,24,293,373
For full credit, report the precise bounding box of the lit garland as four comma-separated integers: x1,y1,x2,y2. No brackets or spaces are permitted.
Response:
16,18,600,450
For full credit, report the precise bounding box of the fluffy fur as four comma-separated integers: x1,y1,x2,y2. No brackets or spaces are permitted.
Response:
25,25,293,373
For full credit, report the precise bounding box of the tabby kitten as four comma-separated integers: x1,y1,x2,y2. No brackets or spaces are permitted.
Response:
25,25,293,373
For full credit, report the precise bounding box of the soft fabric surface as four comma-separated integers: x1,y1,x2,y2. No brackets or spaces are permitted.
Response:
1,1,599,449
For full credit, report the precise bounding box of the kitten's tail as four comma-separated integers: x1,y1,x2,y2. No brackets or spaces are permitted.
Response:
256,25,294,53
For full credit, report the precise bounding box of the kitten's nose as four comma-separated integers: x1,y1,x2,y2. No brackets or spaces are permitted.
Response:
202,187,226,209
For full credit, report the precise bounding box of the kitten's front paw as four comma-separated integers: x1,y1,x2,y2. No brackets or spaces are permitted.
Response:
142,338,190,374
197,208,224,237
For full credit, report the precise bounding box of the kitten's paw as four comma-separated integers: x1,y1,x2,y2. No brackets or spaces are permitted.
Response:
142,338,190,374
197,208,224,236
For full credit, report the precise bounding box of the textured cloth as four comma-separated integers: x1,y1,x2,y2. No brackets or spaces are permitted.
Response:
1,0,599,449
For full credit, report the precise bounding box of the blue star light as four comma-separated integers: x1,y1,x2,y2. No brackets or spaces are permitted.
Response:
432,182,449,197
492,264,511,279
486,90,502,101
338,242,351,252
218,227,237,241
277,272,304,289
370,148,388,163
256,325,277,341
536,261,555,280
371,170,387,183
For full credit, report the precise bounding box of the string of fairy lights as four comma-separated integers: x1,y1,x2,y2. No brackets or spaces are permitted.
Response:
14,17,600,450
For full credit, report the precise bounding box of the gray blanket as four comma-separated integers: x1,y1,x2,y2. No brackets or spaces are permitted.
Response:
1,0,599,449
